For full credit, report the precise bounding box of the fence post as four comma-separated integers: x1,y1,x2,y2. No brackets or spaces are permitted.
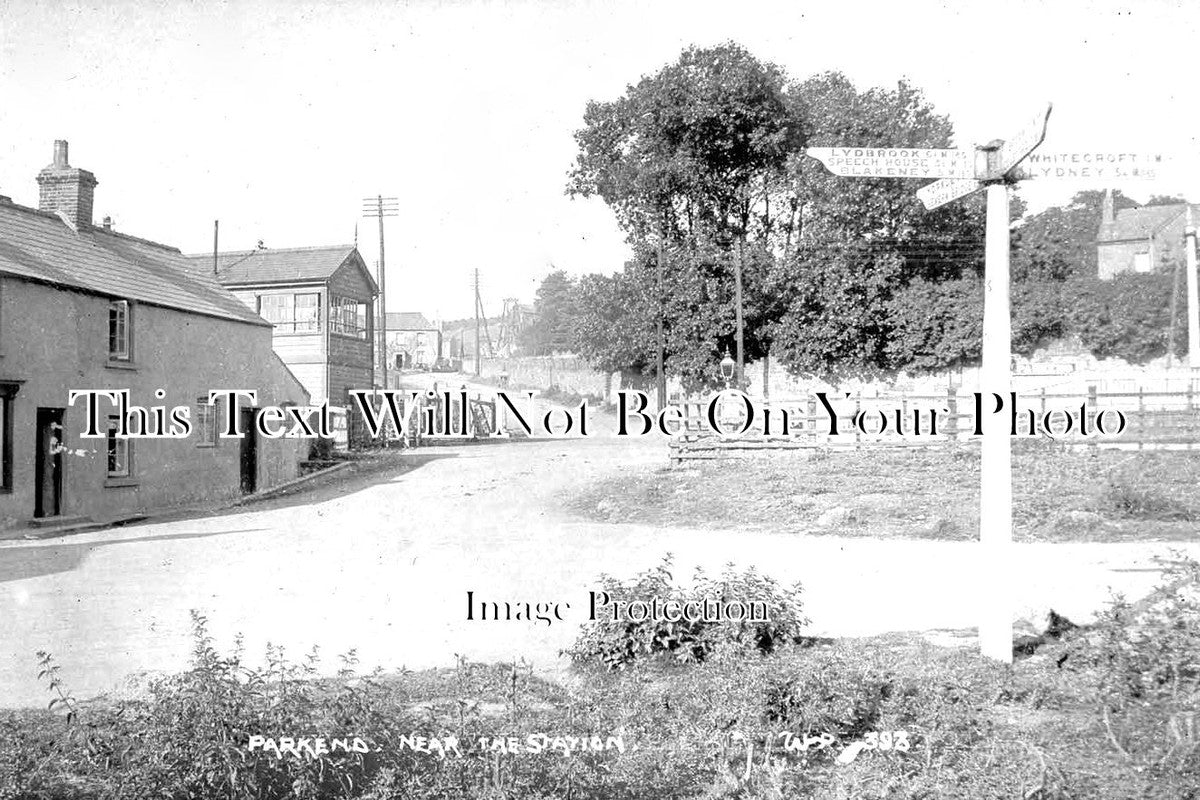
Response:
1138,387,1145,452
946,386,957,448
808,394,818,448
855,391,862,450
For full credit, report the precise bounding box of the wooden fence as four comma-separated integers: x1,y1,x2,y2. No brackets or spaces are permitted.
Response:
667,387,1200,463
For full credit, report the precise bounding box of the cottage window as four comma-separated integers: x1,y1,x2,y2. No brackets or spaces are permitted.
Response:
330,296,367,338
106,417,130,478
258,292,321,333
195,397,218,446
108,300,131,360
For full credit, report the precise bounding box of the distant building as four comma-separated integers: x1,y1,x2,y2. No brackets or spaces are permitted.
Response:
378,312,442,374
193,245,377,410
0,141,308,527
1097,191,1199,279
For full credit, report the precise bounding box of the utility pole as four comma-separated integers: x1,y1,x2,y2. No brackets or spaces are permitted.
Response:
474,268,482,377
1186,206,1198,368
363,196,398,389
656,240,666,409
735,242,745,390
212,220,219,276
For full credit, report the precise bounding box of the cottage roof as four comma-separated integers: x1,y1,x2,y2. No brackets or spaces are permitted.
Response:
385,311,435,330
0,201,268,326
1100,203,1200,242
192,244,376,291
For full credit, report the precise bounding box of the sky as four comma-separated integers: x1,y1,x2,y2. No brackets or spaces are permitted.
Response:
2,0,1197,319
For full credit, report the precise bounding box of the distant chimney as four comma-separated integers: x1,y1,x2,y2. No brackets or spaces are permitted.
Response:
36,140,98,228
102,215,113,231
1096,188,1117,242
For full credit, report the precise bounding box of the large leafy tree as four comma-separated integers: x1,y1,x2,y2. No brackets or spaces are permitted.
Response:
768,74,988,377
1011,189,1138,283
567,42,801,388
568,42,800,244
522,270,580,355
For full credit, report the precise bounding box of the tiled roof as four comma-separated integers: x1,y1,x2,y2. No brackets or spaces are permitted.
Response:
191,245,366,286
384,311,434,330
0,201,268,326
1100,204,1199,242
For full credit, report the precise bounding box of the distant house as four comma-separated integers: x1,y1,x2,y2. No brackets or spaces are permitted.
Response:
192,245,377,410
382,312,441,371
1097,191,1199,279
0,141,308,527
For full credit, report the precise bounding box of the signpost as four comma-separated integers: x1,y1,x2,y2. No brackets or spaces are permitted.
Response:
806,147,978,179
809,103,1054,664
1018,152,1167,181
917,178,981,211
991,104,1054,177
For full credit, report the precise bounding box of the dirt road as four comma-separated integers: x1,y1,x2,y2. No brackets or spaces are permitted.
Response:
1,430,1194,708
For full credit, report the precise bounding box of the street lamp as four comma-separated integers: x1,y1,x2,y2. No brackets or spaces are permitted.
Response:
719,349,736,389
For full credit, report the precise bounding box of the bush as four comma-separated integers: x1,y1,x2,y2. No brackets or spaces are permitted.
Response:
1067,554,1200,775
564,556,809,670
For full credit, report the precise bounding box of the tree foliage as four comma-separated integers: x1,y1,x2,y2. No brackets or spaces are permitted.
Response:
559,43,1178,384
521,269,579,354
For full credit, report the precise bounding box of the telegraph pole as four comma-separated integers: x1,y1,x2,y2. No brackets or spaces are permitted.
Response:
363,196,398,389
656,241,666,408
735,240,745,390
1186,206,1199,368
474,268,482,377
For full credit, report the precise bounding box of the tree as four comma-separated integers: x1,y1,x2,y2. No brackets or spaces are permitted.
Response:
1067,272,1176,363
1145,194,1189,207
522,270,579,354
885,276,983,372
567,43,800,388
568,42,800,244
768,73,988,377
571,270,656,380
1012,189,1138,282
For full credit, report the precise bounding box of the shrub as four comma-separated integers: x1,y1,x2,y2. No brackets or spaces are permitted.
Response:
565,556,808,670
1067,554,1200,775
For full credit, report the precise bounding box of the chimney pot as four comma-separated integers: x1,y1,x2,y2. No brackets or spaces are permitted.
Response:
53,140,69,168
102,215,113,230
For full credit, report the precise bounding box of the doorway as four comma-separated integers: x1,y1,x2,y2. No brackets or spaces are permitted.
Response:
239,407,257,494
34,407,64,518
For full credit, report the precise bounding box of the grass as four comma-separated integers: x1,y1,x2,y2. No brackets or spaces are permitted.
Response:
6,632,1196,800
567,446,1200,542
7,554,1200,799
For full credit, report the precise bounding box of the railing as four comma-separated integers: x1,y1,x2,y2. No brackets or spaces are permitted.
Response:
666,387,1200,463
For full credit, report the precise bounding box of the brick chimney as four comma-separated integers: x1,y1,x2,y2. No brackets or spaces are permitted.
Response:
1097,188,1117,241
36,140,98,228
